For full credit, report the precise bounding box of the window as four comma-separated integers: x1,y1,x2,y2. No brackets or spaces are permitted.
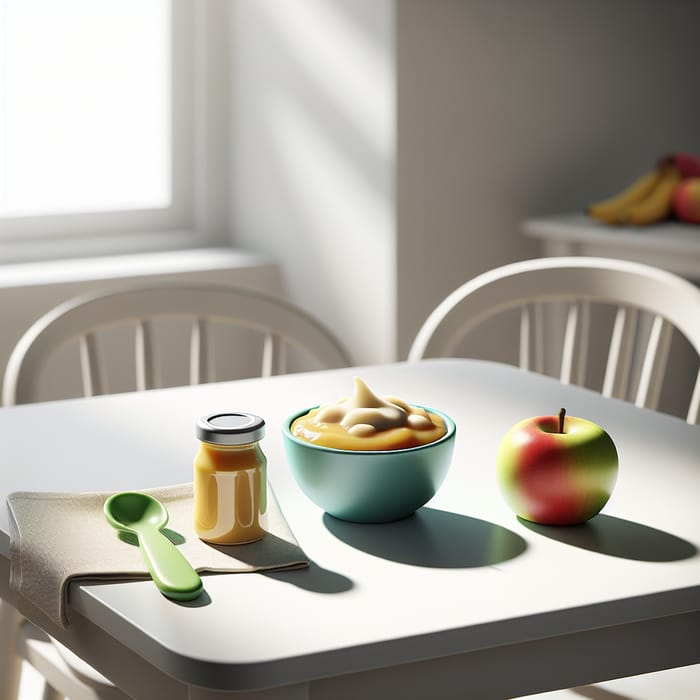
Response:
1,0,171,217
0,0,226,262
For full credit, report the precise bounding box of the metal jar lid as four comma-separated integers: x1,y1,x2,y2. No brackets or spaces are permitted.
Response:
196,412,265,445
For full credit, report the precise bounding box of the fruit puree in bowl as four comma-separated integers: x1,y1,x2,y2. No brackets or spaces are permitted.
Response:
290,377,447,451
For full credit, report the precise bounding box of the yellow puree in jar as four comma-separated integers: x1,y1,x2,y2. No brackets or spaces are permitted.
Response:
193,442,267,544
291,377,446,451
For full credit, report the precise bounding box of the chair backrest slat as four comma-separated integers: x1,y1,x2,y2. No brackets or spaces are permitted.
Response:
635,315,673,411
560,301,590,386
533,303,545,374
189,319,211,386
688,368,700,424
518,306,531,371
79,332,105,397
520,303,545,373
575,301,590,386
602,306,638,400
559,302,577,385
135,320,157,391
261,332,275,377
262,332,287,377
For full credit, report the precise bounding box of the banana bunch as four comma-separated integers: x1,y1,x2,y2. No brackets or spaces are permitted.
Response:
587,163,681,226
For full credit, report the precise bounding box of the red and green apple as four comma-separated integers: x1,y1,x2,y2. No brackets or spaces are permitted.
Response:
496,408,618,525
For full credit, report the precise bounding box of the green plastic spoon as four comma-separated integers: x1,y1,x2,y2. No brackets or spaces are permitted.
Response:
104,492,203,601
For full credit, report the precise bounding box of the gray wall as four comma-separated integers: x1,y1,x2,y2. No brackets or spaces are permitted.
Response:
396,0,700,357
229,0,700,367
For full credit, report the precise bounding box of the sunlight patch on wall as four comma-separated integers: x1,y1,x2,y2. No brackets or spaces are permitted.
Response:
265,92,391,252
256,0,393,160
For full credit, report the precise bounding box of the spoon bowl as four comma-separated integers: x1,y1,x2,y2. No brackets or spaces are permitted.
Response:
104,492,203,602
105,492,168,532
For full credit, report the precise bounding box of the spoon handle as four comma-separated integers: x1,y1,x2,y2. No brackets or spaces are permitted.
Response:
137,528,203,601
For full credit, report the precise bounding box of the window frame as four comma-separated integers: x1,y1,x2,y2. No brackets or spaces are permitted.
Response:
0,0,229,263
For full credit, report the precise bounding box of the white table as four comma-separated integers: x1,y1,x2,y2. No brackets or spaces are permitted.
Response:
523,213,700,280
1,359,699,699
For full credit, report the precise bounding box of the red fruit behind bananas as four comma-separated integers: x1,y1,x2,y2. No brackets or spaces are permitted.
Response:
673,178,700,224
659,152,700,179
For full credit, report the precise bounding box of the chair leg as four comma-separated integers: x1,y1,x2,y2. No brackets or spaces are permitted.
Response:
0,599,23,700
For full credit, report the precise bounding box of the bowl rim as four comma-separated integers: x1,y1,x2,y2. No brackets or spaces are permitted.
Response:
282,404,456,455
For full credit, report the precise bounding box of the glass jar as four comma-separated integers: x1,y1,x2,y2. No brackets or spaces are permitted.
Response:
193,412,267,544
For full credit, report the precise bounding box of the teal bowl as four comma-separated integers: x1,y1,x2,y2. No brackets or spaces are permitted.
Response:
282,406,456,523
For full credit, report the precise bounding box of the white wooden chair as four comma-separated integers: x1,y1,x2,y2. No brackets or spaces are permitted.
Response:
1,282,351,700
3,283,352,406
409,256,700,699
409,256,700,424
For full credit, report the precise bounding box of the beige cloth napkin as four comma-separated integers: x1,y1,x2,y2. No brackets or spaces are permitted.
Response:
7,482,308,628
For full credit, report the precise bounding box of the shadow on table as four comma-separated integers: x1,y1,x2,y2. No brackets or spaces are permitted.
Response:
205,532,307,568
119,528,184,546
323,507,527,567
519,514,697,562
172,590,213,608
262,562,354,594
206,532,353,592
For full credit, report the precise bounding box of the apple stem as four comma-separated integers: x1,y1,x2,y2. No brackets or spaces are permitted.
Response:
558,407,566,434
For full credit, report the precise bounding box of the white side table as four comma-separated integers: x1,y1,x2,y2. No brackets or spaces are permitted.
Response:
523,213,700,281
